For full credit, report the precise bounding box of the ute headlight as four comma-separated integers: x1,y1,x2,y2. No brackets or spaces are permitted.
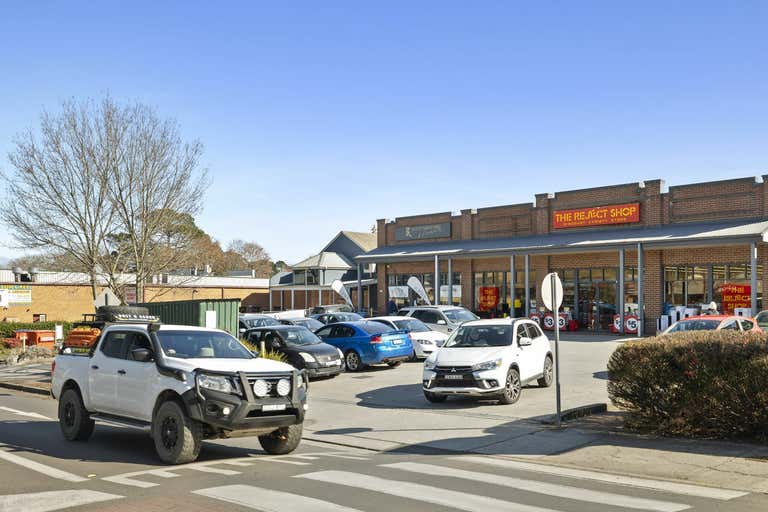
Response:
252,379,270,398
276,378,291,397
197,373,238,394
299,352,316,363
472,358,503,372
424,359,437,370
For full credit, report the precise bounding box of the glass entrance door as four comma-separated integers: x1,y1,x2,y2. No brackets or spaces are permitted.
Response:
577,280,617,331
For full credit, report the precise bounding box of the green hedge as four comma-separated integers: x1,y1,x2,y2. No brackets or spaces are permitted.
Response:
607,331,768,441
0,321,73,339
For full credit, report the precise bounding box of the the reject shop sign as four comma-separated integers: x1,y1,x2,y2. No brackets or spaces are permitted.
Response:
553,202,640,229
720,284,751,314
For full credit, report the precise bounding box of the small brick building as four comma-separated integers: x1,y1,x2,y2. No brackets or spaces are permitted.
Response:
358,176,768,334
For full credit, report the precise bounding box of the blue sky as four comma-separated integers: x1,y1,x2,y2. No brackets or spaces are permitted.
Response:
0,1,766,264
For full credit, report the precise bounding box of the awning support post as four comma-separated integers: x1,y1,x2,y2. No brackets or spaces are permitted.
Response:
524,254,531,317
751,241,758,316
619,248,625,334
637,243,644,338
447,257,453,305
510,254,516,317
357,263,363,312
434,254,439,305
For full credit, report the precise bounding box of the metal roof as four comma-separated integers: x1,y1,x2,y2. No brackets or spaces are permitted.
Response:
292,251,353,270
356,218,768,263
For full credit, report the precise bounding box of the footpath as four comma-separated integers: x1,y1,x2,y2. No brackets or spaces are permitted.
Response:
2,360,767,495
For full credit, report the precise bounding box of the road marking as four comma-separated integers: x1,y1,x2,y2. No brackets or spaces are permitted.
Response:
145,469,180,478
188,465,241,475
220,460,254,467
323,454,370,461
0,490,122,512
194,484,363,512
0,406,51,420
289,454,320,460
263,458,311,465
458,456,748,501
0,447,87,483
296,470,563,512
384,462,689,512
102,472,160,488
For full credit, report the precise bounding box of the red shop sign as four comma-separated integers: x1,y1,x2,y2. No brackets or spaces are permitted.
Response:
720,284,751,314
478,287,500,311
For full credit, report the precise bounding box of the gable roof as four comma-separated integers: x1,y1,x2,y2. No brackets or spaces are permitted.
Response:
322,231,377,253
292,251,353,270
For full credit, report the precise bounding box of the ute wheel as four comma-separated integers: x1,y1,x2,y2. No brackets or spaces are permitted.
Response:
152,400,202,465
345,350,364,372
387,361,402,368
58,388,94,441
538,356,554,388
498,367,522,405
424,391,447,403
259,423,303,455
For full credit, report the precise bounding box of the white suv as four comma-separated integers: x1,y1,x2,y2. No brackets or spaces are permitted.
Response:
397,306,479,334
422,318,552,404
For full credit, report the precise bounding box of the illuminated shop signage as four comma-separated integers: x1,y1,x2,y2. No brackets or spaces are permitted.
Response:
720,284,751,314
553,203,640,229
395,222,451,241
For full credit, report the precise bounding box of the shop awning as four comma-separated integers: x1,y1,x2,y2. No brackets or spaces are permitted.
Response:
357,218,768,263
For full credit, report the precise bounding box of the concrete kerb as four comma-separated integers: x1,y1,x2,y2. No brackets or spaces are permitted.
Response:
541,403,608,425
0,380,51,396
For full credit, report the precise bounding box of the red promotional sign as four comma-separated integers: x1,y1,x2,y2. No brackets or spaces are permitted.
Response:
478,286,500,311
720,284,751,314
553,203,640,229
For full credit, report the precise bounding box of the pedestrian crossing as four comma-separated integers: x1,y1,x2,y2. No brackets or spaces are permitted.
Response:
192,457,749,512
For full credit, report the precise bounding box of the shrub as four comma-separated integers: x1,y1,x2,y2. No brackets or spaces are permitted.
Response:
0,322,72,339
608,330,768,441
240,339,288,363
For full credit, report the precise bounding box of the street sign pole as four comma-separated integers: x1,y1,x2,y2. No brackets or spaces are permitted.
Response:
551,273,561,427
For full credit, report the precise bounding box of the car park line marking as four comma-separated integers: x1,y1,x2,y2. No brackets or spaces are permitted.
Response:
187,465,241,475
0,446,88,483
383,462,689,512
289,454,320,460
0,406,51,420
296,470,563,512
145,469,181,478
101,473,160,488
322,454,370,461
0,490,123,512
262,458,311,465
457,456,748,501
219,460,255,467
193,484,364,512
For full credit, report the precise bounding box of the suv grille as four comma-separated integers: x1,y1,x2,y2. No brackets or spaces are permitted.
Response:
435,365,473,373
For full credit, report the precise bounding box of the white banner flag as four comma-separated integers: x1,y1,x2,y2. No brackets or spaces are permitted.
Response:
407,276,432,305
331,280,353,307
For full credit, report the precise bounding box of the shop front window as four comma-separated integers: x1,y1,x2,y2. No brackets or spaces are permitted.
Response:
712,264,762,314
439,272,462,305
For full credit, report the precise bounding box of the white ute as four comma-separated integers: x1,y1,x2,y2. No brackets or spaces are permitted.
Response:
422,318,553,404
52,322,307,464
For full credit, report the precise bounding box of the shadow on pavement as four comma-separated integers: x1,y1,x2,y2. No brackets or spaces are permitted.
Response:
0,419,267,466
354,383,540,411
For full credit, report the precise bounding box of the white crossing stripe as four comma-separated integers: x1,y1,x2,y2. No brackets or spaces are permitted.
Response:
220,460,255,467
194,484,363,512
323,454,370,461
0,447,87,483
289,454,320,460
0,490,122,512
0,406,51,420
188,465,241,475
264,458,311,465
297,470,563,512
145,469,180,478
384,462,689,512
102,472,159,488
458,456,748,501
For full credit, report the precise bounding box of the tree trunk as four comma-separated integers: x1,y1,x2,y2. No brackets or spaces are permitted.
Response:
89,271,98,312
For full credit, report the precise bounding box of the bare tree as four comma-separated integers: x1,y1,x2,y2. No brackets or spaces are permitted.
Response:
1,99,119,301
108,103,208,300
228,239,273,277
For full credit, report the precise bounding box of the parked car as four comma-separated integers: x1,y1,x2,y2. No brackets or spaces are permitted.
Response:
369,316,448,359
245,325,344,379
310,304,353,315
279,317,325,331
663,315,762,334
397,306,479,334
313,312,363,325
315,321,413,371
239,314,281,335
52,321,306,464
754,311,768,330
422,318,552,404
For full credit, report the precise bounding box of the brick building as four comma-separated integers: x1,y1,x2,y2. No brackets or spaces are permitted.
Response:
358,176,768,334
0,270,269,323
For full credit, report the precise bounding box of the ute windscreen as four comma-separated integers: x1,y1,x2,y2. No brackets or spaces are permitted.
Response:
157,330,253,359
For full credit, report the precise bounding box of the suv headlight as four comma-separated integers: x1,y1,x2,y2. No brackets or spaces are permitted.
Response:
197,373,239,394
299,352,316,363
424,359,437,370
472,358,503,372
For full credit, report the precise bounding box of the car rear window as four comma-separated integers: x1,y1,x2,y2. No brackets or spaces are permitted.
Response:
359,322,392,335
668,319,721,332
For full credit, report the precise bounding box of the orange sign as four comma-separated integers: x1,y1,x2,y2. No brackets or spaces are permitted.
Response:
478,286,499,311
719,284,751,314
553,202,640,229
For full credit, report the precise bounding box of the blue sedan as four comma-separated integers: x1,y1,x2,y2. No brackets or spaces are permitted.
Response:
315,321,413,371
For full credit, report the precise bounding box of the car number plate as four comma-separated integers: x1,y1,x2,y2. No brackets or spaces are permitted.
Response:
325,360,341,366
392,339,403,345
263,404,286,412
444,374,464,380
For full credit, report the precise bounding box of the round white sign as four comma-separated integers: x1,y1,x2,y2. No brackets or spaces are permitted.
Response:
541,273,563,312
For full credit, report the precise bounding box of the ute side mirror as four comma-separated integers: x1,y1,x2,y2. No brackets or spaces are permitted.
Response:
518,336,533,347
436,319,447,325
131,347,154,362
